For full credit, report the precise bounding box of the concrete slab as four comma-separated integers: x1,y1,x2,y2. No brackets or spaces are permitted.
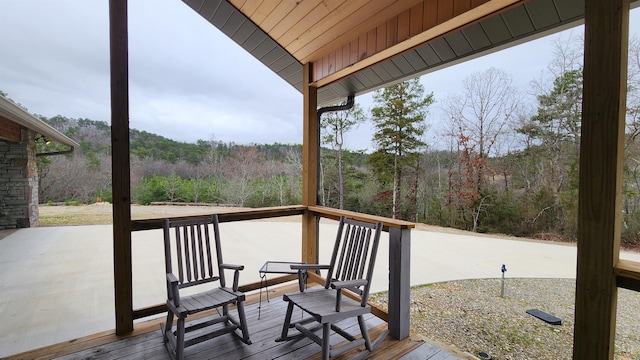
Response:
1,222,639,357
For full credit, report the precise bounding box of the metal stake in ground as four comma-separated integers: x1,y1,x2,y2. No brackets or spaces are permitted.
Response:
501,264,507,298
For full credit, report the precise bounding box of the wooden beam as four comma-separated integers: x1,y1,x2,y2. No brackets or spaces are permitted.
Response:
130,205,306,231
302,62,319,265
308,205,415,230
573,0,629,358
109,0,133,335
615,259,640,291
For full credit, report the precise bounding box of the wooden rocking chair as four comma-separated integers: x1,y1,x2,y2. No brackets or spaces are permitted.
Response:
276,216,386,360
160,215,251,360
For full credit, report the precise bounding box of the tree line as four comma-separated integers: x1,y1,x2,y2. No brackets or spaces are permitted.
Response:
23,34,640,248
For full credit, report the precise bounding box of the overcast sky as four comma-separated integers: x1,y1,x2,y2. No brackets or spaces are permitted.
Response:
1,1,639,152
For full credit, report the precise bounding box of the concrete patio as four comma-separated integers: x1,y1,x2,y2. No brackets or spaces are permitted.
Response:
2,221,639,357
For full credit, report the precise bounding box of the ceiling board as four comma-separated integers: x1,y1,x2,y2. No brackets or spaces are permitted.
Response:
555,0,584,21
430,38,457,62
199,0,221,21
268,0,320,41
250,0,281,27
296,0,426,63
219,6,244,36
402,52,428,71
185,0,206,12
446,31,474,56
389,56,414,75
211,0,233,28
502,5,535,37
462,23,492,50
371,64,393,83
185,0,637,106
232,19,255,44
416,44,441,66
525,0,561,29
481,15,512,44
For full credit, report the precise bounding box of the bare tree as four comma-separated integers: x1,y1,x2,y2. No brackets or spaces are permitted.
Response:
225,147,261,206
321,103,365,209
203,134,224,179
443,67,519,230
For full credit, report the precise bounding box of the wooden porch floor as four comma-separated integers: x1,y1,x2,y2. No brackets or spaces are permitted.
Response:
6,284,472,360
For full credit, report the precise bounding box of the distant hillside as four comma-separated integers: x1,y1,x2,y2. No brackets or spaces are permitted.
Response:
41,115,313,164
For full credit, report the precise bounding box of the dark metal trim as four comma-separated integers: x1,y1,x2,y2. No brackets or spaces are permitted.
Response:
36,146,75,157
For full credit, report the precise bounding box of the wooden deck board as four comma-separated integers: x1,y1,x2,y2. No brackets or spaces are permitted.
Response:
7,284,468,360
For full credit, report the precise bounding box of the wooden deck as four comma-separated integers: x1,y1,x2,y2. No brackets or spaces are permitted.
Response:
6,284,472,360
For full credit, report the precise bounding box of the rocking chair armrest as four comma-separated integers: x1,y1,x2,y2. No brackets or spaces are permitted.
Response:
166,273,181,307
291,264,330,292
290,264,330,271
330,279,368,289
331,279,368,312
167,273,179,284
220,263,244,271
220,263,244,291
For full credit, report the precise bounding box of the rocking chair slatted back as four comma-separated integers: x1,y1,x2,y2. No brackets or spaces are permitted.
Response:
163,215,225,290
325,216,382,305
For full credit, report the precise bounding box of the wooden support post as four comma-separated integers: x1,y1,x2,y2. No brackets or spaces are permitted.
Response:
109,0,133,335
574,0,628,358
302,62,319,265
388,227,410,340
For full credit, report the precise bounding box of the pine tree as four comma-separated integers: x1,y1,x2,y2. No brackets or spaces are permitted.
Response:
369,79,434,219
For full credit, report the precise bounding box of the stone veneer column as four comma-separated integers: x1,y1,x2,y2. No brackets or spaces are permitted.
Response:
0,129,38,229
26,129,39,227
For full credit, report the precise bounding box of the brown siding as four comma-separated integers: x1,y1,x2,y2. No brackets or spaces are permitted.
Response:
311,0,490,82
453,0,471,17
410,3,424,37
0,115,21,142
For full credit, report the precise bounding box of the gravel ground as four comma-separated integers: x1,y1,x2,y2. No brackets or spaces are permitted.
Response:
370,278,640,360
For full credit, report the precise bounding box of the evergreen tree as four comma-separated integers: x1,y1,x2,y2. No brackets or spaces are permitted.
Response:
518,69,583,236
369,79,434,219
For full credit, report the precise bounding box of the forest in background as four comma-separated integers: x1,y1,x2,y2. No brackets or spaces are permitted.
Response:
24,36,640,249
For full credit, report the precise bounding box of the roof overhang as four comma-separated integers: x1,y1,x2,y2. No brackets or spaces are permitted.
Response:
185,0,638,106
0,95,79,150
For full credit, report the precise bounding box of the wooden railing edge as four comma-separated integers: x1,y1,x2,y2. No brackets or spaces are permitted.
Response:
130,204,414,231
130,205,306,231
129,204,399,321
615,259,640,291
308,205,416,230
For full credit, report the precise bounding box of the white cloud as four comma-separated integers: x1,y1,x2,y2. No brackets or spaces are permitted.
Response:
1,1,639,153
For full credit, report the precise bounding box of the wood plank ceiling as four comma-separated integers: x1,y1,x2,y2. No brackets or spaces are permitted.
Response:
182,0,604,106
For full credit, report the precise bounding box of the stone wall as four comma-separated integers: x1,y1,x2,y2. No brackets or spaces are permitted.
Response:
0,129,39,229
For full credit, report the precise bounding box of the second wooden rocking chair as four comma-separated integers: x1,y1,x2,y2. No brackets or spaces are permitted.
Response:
276,216,386,360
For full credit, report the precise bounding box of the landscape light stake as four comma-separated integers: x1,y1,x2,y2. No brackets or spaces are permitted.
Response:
501,264,507,298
